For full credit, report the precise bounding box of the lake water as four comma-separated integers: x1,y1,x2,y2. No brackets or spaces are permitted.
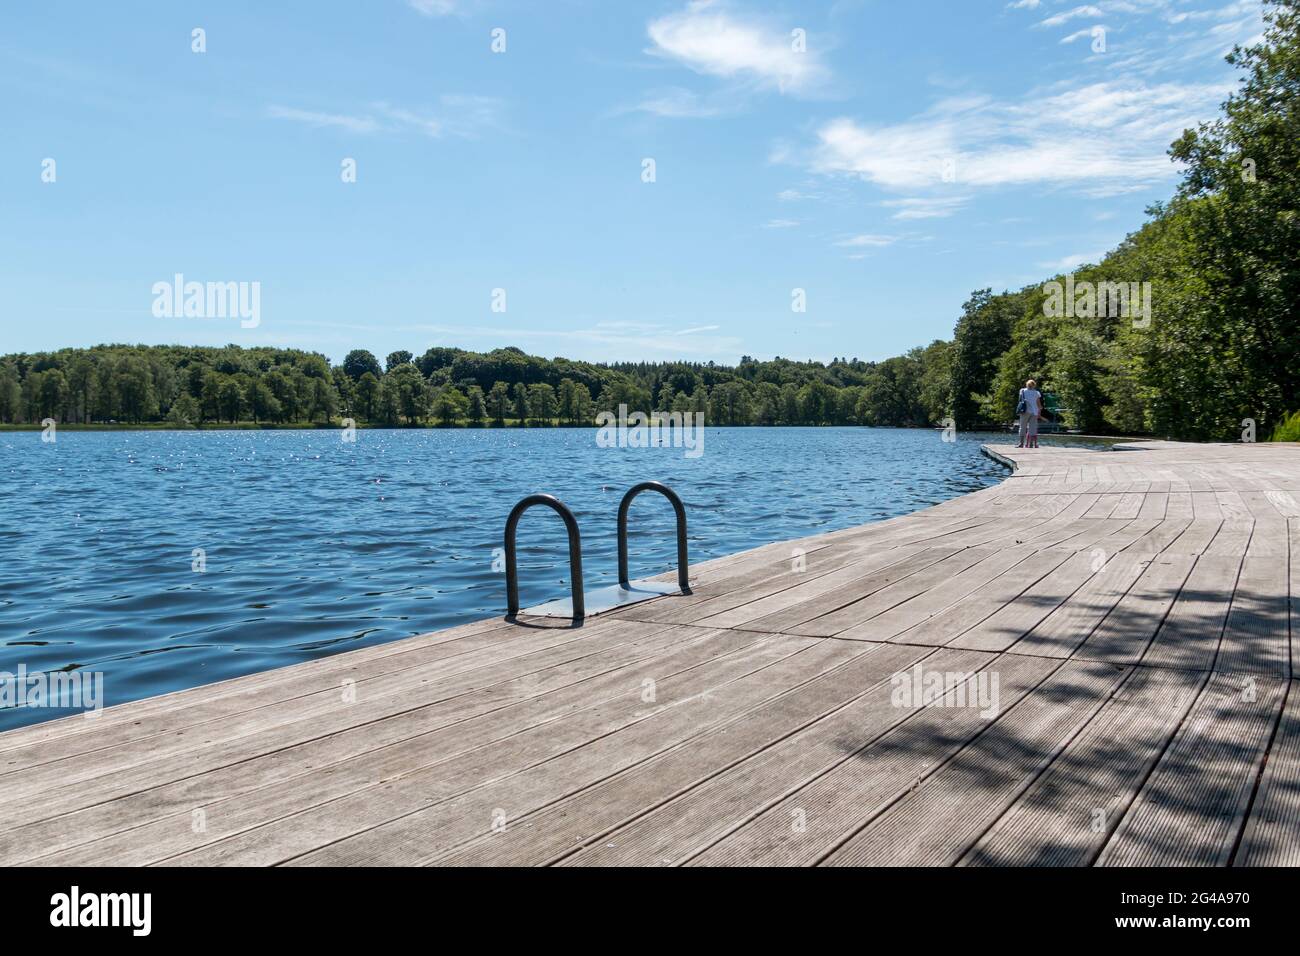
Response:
0,427,1012,731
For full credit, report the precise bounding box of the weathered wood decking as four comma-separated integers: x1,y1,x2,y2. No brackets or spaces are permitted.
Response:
3,439,1298,866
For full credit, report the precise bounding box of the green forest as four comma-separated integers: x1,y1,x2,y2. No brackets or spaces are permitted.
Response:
2,2,1297,441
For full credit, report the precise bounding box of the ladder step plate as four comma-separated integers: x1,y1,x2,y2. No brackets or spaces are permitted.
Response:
523,579,682,618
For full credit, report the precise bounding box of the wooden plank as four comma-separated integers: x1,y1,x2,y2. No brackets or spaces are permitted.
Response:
1122,517,1191,556
1139,555,1241,672
0,616,674,797
1009,554,1148,659
962,666,1206,866
439,641,956,866
1165,492,1194,521
835,545,1051,642
1071,554,1196,664
1204,519,1253,558
736,547,962,635
1164,518,1222,555
692,546,929,630
610,540,869,623
1192,492,1224,520
887,549,1074,648
1236,684,1300,865
684,654,1063,866
945,552,1101,653
1108,492,1145,521
1086,518,1162,558
1214,556,1290,677
1097,672,1286,866
822,659,1132,866
46,630,815,865
1083,494,1121,520
1240,490,1287,556
0,624,749,863
1137,492,1168,521
172,634,849,865
0,614,527,755
786,548,996,637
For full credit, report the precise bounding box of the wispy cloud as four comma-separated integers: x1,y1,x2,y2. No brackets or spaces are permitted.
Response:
626,86,731,118
645,1,828,95
881,196,970,220
803,79,1231,194
268,95,505,138
1018,0,1264,74
372,103,443,136
265,106,380,134
777,187,816,202
834,234,897,248
1059,27,1102,44
1037,5,1103,29
1165,0,1259,25
406,0,459,16
1107,2,1265,75
762,218,800,228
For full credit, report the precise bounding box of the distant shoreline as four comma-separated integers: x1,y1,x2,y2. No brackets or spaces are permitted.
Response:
0,420,944,432
0,421,1150,441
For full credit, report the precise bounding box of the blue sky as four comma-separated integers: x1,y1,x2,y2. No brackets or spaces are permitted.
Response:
1,0,1264,365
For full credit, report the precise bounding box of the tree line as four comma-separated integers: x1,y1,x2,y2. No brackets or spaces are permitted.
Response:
2,3,1296,440
0,342,932,429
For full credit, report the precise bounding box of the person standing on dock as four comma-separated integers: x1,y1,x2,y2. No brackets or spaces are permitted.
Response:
1017,379,1043,449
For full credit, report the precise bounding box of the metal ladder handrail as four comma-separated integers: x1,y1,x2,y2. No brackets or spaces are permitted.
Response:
504,493,584,621
617,481,690,593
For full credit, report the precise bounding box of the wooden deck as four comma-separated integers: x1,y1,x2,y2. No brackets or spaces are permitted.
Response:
3,439,1298,866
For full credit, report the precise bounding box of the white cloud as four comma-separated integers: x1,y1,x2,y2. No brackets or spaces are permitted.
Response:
1037,5,1103,29
762,218,800,228
1165,0,1259,24
1007,0,1041,9
372,103,442,137
406,0,458,16
881,196,970,220
1059,27,1101,44
1022,0,1264,75
804,79,1231,192
834,234,896,248
424,95,506,137
268,96,504,138
629,87,729,118
646,2,828,94
265,106,380,134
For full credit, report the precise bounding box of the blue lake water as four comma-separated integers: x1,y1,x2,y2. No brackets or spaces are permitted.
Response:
0,427,1012,731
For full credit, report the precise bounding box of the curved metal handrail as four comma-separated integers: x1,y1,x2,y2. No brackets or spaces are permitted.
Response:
617,481,690,593
504,494,584,621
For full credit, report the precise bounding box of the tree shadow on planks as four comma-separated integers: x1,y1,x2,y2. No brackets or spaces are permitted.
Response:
816,659,1122,864
822,656,1290,866
1231,693,1300,866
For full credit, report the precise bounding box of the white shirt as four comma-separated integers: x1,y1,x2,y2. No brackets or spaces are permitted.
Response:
1020,388,1041,416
